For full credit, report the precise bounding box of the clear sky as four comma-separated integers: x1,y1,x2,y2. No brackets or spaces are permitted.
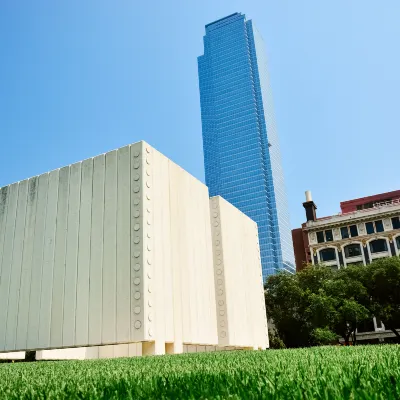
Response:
1,1,399,228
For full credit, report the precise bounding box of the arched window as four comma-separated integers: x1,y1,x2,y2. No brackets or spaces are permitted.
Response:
344,243,362,258
320,248,337,262
396,236,400,250
369,239,388,254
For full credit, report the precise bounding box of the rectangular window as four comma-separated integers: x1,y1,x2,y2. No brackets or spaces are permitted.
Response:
370,239,388,253
349,225,358,237
392,217,400,230
341,227,349,239
320,248,336,261
317,231,325,243
344,244,362,258
375,318,382,329
375,220,384,232
366,222,375,235
325,230,333,242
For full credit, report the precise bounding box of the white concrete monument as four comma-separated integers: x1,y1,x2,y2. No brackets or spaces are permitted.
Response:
0,141,268,359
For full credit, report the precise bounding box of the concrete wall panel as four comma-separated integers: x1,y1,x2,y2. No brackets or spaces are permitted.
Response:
75,158,93,346
6,179,28,350
16,177,39,350
210,196,268,349
116,146,131,344
0,141,264,354
50,167,69,348
27,173,49,349
130,142,145,343
63,162,81,348
89,155,105,345
0,184,18,351
38,170,59,348
102,151,118,345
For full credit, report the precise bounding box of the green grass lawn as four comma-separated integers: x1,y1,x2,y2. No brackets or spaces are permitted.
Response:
0,345,399,399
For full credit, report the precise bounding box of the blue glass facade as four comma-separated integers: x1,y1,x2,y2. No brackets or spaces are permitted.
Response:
198,13,295,278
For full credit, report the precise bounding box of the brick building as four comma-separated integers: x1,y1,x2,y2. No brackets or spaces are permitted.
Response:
292,189,400,342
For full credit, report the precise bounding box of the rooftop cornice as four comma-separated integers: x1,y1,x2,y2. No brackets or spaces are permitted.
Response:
305,204,400,232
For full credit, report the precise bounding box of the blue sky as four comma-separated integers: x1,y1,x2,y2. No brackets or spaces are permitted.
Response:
1,1,399,228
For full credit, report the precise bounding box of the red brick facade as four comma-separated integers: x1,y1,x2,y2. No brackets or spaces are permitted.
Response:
340,190,400,213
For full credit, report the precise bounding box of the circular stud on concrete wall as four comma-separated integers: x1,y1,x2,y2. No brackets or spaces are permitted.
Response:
211,200,228,341
134,320,142,329
143,145,154,341
131,145,143,336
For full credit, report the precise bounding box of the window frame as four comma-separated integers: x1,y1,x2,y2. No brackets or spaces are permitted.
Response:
369,238,388,254
349,224,359,237
325,229,333,242
366,222,375,235
340,226,349,239
344,243,362,259
392,216,400,230
316,231,325,243
319,247,337,262
340,224,358,239
316,229,334,243
375,220,384,233
365,220,385,235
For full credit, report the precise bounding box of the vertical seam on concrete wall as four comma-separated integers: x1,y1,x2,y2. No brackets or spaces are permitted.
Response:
41,171,59,347
61,170,71,346
100,157,105,345
34,175,49,347
73,164,83,347
128,146,132,342
0,187,9,287
87,160,94,345
1,185,15,349
14,181,29,350
167,160,175,344
115,153,118,343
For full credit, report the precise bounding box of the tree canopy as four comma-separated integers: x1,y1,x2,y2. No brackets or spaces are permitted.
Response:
265,257,400,348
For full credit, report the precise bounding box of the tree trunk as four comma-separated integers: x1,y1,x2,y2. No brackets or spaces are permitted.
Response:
389,327,400,342
344,334,351,346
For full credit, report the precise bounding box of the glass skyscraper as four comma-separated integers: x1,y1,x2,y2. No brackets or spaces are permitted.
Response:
198,13,295,277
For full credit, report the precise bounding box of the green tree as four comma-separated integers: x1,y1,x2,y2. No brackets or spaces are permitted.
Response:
268,328,286,349
311,327,339,346
323,267,371,345
265,266,337,347
265,264,371,347
265,271,310,347
362,257,400,342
